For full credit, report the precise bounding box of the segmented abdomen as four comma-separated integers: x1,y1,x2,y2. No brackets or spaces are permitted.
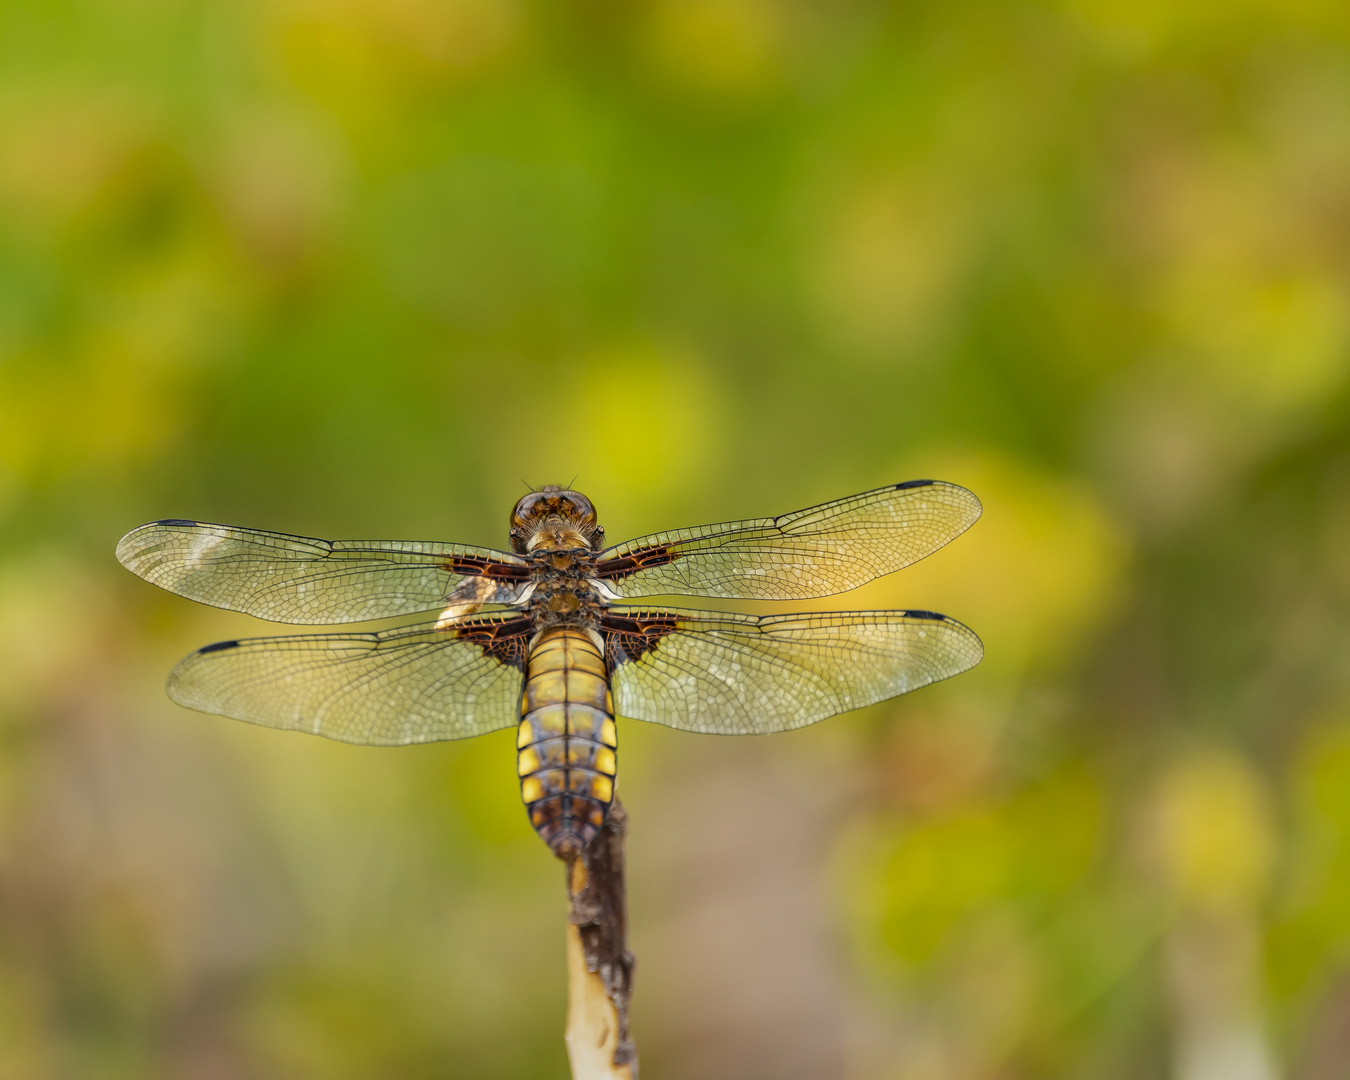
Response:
517,628,617,858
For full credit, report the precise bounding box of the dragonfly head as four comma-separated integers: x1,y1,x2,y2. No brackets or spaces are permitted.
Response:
510,487,604,555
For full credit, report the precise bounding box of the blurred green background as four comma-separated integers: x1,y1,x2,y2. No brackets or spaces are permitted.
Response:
3,0,1350,1077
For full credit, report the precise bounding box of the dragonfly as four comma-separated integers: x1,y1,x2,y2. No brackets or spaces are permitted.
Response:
117,482,983,858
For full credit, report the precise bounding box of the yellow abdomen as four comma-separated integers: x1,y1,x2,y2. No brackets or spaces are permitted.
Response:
517,628,617,858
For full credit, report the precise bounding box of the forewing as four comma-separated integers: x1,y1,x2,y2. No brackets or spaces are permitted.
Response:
595,480,981,600
167,614,531,745
602,606,982,735
117,520,530,624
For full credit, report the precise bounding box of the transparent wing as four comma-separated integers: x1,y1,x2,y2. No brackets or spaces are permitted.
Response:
602,606,982,735
167,613,531,745
117,520,530,624
594,480,981,600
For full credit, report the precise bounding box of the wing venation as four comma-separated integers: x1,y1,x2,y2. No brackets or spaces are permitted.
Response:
595,481,981,600
603,606,982,735
167,614,531,745
116,520,529,624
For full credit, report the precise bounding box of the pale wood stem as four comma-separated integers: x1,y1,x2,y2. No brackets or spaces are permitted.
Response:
564,800,637,1080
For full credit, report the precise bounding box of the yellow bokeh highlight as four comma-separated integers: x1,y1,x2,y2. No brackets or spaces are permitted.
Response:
1064,0,1347,57
1269,721,1350,999
1122,138,1350,421
1163,267,1350,416
0,85,154,233
273,0,523,125
213,107,349,269
843,765,1104,971
0,347,190,485
514,340,725,527
860,449,1129,673
812,175,972,355
644,0,785,98
0,555,111,717
1149,749,1275,912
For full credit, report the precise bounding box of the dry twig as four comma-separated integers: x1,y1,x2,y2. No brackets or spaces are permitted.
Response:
564,800,637,1079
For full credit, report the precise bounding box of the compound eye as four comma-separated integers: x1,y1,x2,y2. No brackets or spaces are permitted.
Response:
510,492,548,529
557,490,597,526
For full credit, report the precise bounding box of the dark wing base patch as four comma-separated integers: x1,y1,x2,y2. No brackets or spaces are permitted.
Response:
452,615,532,669
443,554,533,582
600,611,682,665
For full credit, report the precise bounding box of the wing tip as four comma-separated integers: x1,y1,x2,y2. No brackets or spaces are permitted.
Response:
116,519,202,569
903,609,985,663
894,478,983,522
115,530,151,571
962,486,985,523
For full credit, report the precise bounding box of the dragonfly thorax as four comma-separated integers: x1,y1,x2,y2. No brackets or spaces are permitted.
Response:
528,564,606,631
